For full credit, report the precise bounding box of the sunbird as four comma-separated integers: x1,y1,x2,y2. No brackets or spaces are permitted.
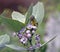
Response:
30,15,38,27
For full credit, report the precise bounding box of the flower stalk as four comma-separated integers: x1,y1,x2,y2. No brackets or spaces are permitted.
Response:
17,15,41,52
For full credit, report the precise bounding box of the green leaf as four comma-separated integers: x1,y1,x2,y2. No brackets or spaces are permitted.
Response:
0,34,10,47
0,16,25,32
5,44,27,51
32,2,44,34
12,11,26,23
40,35,57,47
32,2,44,23
36,23,45,35
29,35,56,50
25,4,33,25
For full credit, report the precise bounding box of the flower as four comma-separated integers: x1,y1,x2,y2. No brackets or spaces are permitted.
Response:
26,30,30,34
12,32,17,37
35,34,40,42
32,30,35,34
32,26,37,30
20,36,27,44
17,33,23,39
35,42,41,48
17,15,40,47
28,46,33,50
19,28,26,33
27,24,37,30
27,24,33,29
26,33,31,38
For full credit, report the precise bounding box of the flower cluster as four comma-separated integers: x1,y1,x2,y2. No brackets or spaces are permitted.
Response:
17,15,41,50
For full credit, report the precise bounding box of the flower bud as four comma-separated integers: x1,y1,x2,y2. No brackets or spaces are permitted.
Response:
35,34,40,42
17,33,23,39
20,37,27,44
26,33,31,38
32,26,37,30
26,30,30,34
32,30,35,34
35,43,41,48
19,28,26,33
12,32,16,37
27,24,33,29
28,46,33,50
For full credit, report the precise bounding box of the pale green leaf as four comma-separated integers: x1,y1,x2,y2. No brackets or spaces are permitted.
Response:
0,16,25,32
12,11,26,23
32,2,44,34
41,35,57,47
0,34,10,47
5,44,27,51
25,4,33,24
32,2,44,24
